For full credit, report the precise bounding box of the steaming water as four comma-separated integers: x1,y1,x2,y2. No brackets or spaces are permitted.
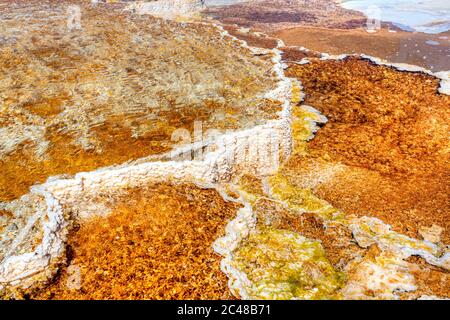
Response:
340,0,450,34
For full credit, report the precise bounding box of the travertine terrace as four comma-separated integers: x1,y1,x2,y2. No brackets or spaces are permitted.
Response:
0,0,449,300
0,0,283,202
0,0,293,297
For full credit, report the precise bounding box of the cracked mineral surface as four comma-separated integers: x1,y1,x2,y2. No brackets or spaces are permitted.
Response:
0,0,449,300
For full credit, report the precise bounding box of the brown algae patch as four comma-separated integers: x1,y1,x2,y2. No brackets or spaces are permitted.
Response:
33,183,242,300
281,46,322,62
284,57,450,243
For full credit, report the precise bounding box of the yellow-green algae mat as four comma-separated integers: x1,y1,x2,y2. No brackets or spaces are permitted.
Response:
232,227,344,299
219,101,449,300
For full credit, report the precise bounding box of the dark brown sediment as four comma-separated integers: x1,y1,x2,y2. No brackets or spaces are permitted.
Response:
204,0,385,32
273,27,450,72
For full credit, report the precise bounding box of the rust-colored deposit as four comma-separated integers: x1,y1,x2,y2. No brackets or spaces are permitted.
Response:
284,57,450,243
33,183,241,300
